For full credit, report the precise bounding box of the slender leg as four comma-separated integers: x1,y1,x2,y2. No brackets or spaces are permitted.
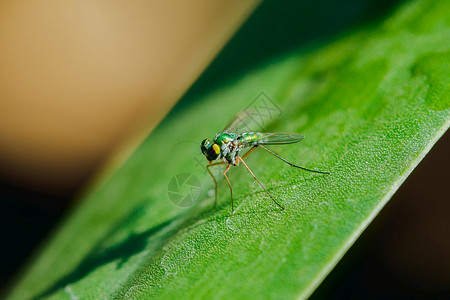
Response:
206,161,226,208
259,145,330,174
217,145,256,213
222,164,234,212
237,156,285,210
240,145,258,160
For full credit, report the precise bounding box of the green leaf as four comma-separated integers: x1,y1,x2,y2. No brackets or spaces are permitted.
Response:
6,0,450,299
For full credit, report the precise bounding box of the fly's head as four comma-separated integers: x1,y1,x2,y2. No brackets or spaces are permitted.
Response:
201,138,220,162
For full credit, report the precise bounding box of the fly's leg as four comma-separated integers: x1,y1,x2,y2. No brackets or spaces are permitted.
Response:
259,145,330,174
219,145,256,214
222,164,234,213
237,156,285,210
206,161,226,208
241,145,258,160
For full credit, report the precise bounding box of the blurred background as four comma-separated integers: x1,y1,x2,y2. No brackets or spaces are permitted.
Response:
1,0,449,297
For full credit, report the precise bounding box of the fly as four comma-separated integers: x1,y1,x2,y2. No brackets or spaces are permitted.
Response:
200,110,329,213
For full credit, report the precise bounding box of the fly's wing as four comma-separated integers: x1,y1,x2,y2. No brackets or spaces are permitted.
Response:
223,106,276,134
256,132,304,145
222,110,257,134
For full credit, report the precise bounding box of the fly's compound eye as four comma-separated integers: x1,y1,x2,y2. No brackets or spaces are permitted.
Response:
201,139,211,154
200,139,220,161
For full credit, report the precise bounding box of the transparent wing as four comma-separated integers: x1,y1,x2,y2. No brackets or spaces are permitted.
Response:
222,110,257,134
223,107,274,134
256,132,304,145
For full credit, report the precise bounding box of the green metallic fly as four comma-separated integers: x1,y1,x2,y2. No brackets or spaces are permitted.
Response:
200,110,329,213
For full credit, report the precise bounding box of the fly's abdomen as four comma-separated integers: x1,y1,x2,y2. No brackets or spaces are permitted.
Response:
238,132,262,146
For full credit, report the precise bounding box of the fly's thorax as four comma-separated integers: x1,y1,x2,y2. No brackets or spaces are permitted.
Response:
237,132,262,146
213,132,241,164
214,132,237,146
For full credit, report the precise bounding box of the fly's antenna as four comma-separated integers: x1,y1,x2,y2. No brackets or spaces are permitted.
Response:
259,145,330,174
